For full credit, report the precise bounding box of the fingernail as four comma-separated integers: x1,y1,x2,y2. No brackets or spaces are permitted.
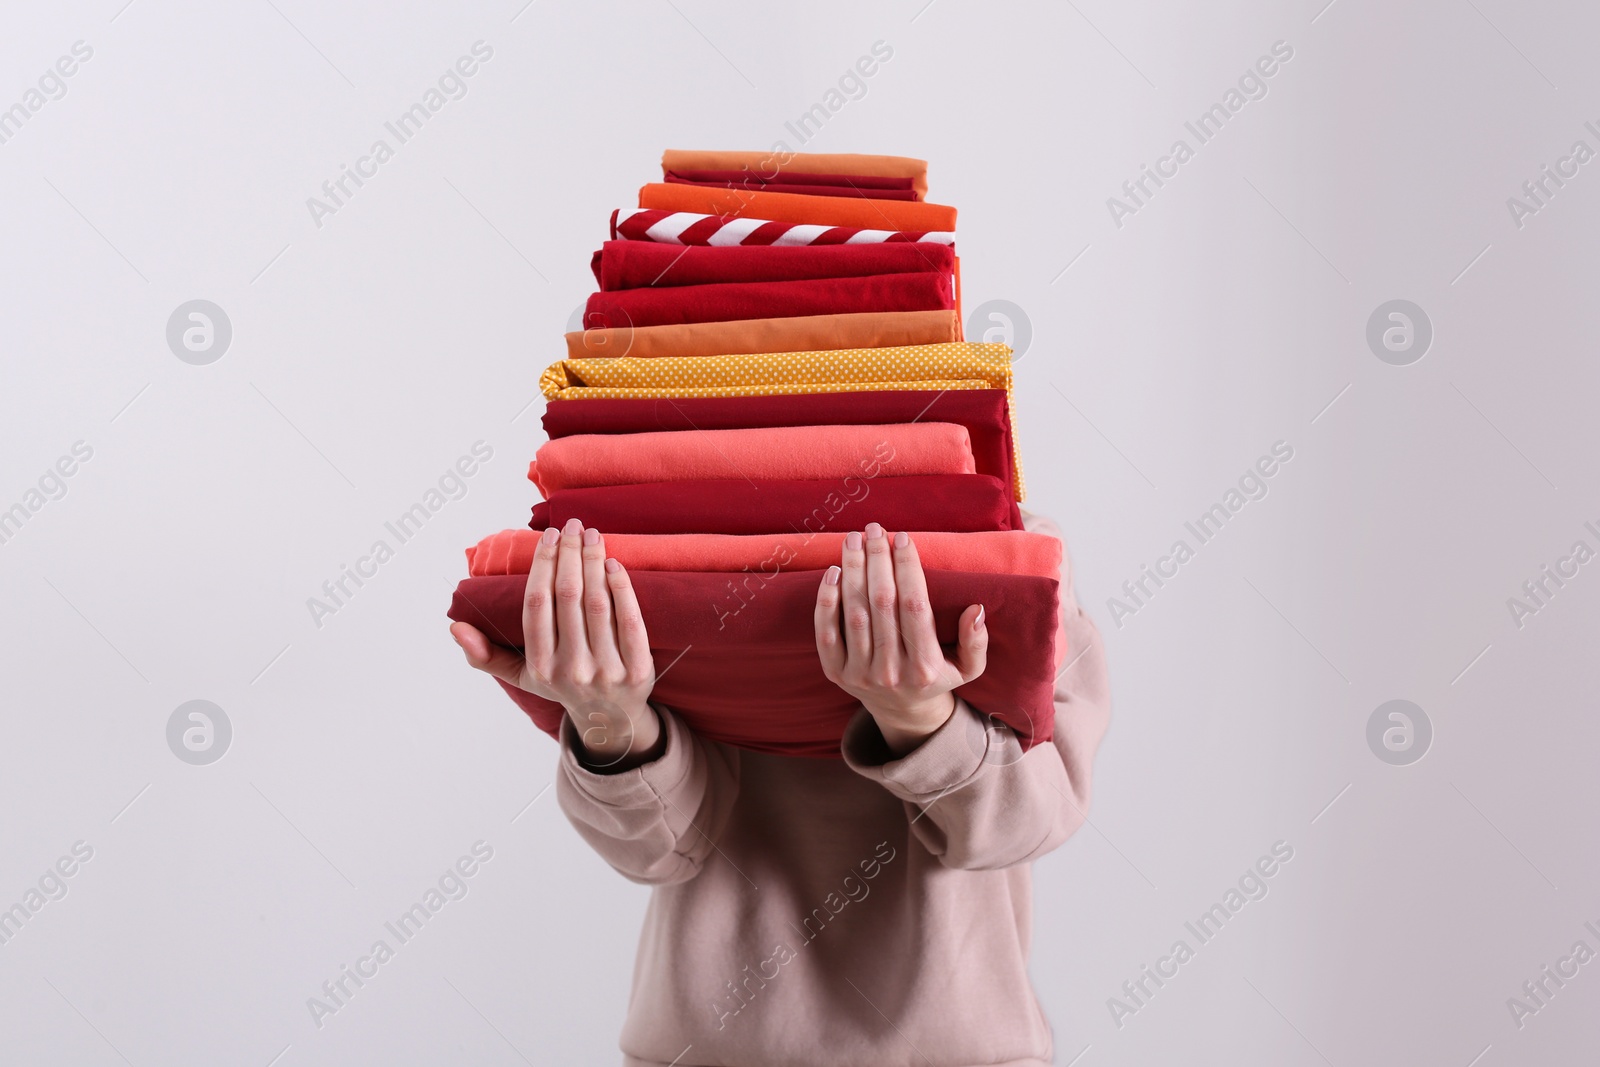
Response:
976,605,986,627
866,522,884,540
846,532,862,551
582,527,599,546
604,557,621,573
824,565,841,586
893,530,908,549
541,527,559,546
563,517,582,535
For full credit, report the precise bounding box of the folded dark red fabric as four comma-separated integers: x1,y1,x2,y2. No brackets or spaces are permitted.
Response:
539,390,1016,495
582,272,952,329
591,241,955,291
664,169,919,200
529,475,1023,534
447,569,1061,758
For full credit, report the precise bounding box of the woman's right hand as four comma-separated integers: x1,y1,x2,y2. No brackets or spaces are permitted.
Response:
450,518,662,769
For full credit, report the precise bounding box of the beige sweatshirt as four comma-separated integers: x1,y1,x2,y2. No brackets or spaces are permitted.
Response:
555,515,1111,1066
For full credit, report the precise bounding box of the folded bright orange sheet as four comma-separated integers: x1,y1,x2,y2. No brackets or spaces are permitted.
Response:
638,183,956,233
661,149,929,199
564,310,962,359
526,423,974,495
466,529,1061,579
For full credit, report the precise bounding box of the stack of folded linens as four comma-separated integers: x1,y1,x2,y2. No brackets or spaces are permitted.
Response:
448,150,1061,758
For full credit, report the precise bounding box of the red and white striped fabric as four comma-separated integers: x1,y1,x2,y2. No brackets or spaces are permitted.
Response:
610,207,955,247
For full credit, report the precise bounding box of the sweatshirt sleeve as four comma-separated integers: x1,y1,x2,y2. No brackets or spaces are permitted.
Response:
840,511,1111,871
555,703,740,886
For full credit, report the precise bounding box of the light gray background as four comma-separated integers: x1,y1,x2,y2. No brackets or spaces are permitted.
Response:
2,0,1596,1063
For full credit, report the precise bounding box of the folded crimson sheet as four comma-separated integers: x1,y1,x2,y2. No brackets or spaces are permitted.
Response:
526,423,975,495
467,529,1060,579
661,149,929,199
528,475,1023,534
612,208,953,247
582,271,953,330
540,390,1016,495
663,169,919,200
446,568,1061,757
592,241,954,291
639,183,957,232
563,310,962,359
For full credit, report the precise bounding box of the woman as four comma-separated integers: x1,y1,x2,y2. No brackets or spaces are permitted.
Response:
449,515,1109,1066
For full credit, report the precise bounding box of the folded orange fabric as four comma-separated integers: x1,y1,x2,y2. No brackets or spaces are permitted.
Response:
526,423,974,495
661,149,929,199
564,310,962,359
467,529,1061,579
638,183,956,233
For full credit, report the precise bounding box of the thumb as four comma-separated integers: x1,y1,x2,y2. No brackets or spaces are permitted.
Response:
955,604,988,682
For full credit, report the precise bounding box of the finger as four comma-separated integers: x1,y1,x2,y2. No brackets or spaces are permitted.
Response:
605,558,653,681
955,603,989,682
814,565,845,679
553,517,587,654
863,523,900,665
890,531,940,666
839,530,871,665
581,528,619,666
450,622,527,688
522,526,560,675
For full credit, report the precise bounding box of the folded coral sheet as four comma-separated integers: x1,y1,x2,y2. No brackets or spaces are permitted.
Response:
446,568,1061,758
526,423,975,494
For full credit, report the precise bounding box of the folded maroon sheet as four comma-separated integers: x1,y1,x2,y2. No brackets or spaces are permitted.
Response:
582,272,952,329
447,569,1060,758
664,169,919,200
591,241,955,291
529,475,1023,534
540,390,1016,495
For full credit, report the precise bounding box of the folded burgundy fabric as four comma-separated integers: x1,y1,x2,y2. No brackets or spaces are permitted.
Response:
529,475,1024,534
664,169,919,200
540,390,1016,495
447,569,1061,758
591,241,955,291
582,272,952,329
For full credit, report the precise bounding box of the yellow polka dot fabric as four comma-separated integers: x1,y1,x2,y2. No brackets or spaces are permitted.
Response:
538,342,1025,499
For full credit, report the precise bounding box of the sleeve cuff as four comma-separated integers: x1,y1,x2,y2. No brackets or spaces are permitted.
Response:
558,703,693,805
841,698,993,799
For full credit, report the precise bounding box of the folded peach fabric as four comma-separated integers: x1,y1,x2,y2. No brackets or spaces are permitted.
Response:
537,342,1023,498
564,310,962,359
638,183,956,233
467,529,1061,579
661,149,928,199
526,423,974,495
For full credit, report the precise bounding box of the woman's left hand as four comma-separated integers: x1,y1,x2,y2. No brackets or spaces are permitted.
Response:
814,523,988,756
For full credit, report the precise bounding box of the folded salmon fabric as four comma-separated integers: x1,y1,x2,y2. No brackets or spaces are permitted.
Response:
467,529,1060,580
564,310,961,359
538,343,1023,498
527,475,1024,534
539,390,1015,494
527,423,974,495
592,241,954,291
639,184,957,233
611,208,954,247
661,149,929,200
446,568,1060,757
582,272,953,330
664,169,919,201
